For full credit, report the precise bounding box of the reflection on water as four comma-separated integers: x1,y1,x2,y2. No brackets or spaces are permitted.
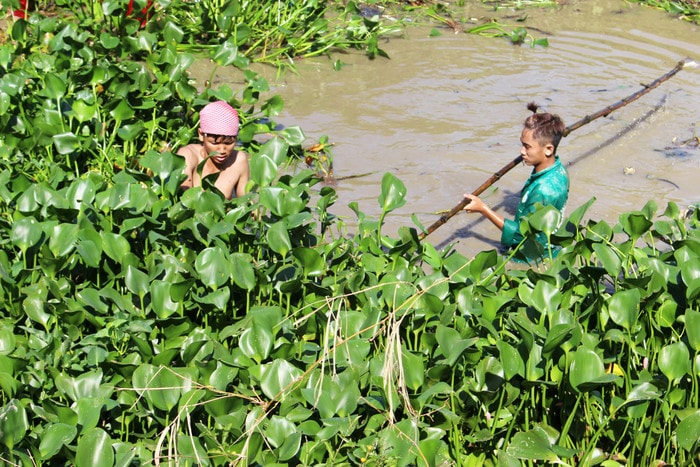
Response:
193,0,700,257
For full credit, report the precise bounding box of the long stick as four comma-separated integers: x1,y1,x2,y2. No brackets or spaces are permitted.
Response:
419,57,695,240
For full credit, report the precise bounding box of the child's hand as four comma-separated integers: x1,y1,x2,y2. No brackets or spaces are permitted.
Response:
463,194,485,213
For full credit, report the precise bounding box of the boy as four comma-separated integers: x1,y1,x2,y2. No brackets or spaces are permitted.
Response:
463,102,569,259
178,100,250,199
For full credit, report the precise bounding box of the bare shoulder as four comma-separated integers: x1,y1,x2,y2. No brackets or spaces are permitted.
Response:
177,143,203,160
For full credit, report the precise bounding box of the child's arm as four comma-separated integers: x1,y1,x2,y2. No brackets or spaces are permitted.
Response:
176,146,197,189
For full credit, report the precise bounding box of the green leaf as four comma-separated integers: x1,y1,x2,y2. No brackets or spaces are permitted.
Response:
378,172,407,214
132,364,182,412
569,347,618,392
260,359,303,401
100,231,131,262
150,280,181,319
0,399,29,450
292,247,325,278
250,154,278,187
401,349,425,391
195,246,231,289
676,410,700,451
231,253,256,290
686,310,700,351
593,243,622,278
658,341,690,381
266,222,292,256
75,428,114,467
436,325,477,367
49,224,79,257
506,427,559,461
606,288,640,331
53,132,81,155
11,216,42,252
39,423,78,459
125,265,149,298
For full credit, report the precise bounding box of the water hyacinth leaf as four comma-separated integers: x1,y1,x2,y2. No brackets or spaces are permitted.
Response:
231,253,256,290
620,210,654,241
264,415,296,449
239,322,274,363
54,370,104,402
132,364,182,412
77,228,102,268
258,136,289,166
592,243,622,278
266,221,292,256
278,126,305,146
527,204,561,236
53,132,80,154
239,306,283,362
543,323,576,355
42,73,67,99
676,410,700,451
98,32,120,49
22,282,51,329
101,231,131,262
110,99,135,122
436,324,477,367
39,423,77,459
262,95,284,116
150,280,181,319
506,427,559,462
569,347,618,392
176,435,207,464
11,216,42,252
658,341,690,381
124,265,149,298
497,340,525,380
292,247,325,277
401,349,425,391
260,359,303,401
0,325,16,356
195,246,231,289
75,428,114,467
624,381,661,405
378,172,407,214
70,100,97,123
162,21,185,44
606,288,640,331
211,37,239,66
49,223,79,257
196,288,229,310
686,310,700,351
251,154,278,187
0,399,29,450
75,397,104,432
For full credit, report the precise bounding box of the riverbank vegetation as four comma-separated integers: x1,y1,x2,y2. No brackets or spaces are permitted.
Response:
0,0,699,465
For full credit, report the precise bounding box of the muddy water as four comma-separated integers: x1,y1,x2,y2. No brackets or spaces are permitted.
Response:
196,0,700,257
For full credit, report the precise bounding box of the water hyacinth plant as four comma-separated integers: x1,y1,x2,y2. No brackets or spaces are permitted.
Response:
0,0,699,466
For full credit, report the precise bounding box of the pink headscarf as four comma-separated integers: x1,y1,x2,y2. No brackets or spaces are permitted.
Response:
199,101,239,136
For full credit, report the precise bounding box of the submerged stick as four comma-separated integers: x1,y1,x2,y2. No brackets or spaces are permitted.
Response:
418,57,696,240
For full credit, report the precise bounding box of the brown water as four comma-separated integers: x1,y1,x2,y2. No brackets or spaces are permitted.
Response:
195,0,700,257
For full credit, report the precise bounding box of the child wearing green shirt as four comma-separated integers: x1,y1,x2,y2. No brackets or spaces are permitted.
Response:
463,102,569,260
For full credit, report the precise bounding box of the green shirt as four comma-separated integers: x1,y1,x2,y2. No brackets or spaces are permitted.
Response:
501,157,569,254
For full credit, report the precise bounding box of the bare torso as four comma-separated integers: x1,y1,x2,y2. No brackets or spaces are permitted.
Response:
178,143,250,199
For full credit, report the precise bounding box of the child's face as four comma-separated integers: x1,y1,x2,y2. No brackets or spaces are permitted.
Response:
520,129,554,172
199,131,237,165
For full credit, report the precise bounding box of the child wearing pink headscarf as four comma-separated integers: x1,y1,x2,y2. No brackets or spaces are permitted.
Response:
178,101,250,199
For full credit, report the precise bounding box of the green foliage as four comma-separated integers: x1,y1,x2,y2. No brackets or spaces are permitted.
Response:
0,1,699,466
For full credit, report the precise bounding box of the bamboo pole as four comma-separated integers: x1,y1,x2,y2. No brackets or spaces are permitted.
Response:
418,57,696,241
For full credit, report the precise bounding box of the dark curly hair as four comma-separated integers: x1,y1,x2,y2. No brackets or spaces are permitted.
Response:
523,102,566,153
